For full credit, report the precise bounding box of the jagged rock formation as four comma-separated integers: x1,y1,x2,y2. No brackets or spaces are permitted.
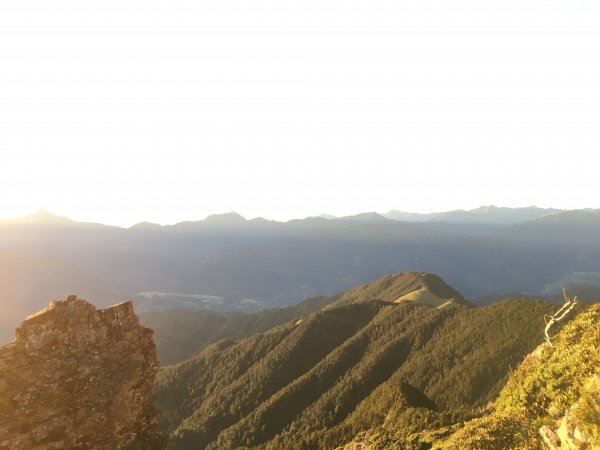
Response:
0,295,163,450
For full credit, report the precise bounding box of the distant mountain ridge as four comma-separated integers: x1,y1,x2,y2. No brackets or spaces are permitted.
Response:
383,205,562,225
2,206,600,345
0,205,570,228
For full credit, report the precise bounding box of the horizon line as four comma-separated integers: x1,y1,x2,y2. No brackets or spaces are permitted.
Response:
0,205,594,229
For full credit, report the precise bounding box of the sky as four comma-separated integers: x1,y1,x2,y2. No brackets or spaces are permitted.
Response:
1,0,599,227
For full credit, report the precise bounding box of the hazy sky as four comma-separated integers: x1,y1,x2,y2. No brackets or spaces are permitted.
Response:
1,0,599,226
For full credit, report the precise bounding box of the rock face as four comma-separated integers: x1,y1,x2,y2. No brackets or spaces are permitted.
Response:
0,295,163,449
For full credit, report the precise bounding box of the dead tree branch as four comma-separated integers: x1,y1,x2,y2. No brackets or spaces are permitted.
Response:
544,287,577,346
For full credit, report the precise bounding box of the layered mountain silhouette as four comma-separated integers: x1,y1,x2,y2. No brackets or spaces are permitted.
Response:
2,207,600,346
153,272,576,449
383,205,560,225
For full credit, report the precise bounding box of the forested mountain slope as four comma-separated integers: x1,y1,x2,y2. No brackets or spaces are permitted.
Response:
341,303,600,450
155,273,566,449
142,272,467,365
140,295,333,365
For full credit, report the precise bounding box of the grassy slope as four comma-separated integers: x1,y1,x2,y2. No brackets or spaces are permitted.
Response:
438,303,600,449
394,287,446,307
328,272,468,308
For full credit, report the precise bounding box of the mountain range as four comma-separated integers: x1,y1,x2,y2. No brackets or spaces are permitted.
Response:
382,205,561,226
2,206,600,346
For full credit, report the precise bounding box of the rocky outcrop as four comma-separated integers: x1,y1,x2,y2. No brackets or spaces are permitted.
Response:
0,295,163,449
539,373,600,450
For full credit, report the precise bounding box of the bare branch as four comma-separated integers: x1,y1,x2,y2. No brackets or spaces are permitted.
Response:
562,286,571,303
544,287,578,347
